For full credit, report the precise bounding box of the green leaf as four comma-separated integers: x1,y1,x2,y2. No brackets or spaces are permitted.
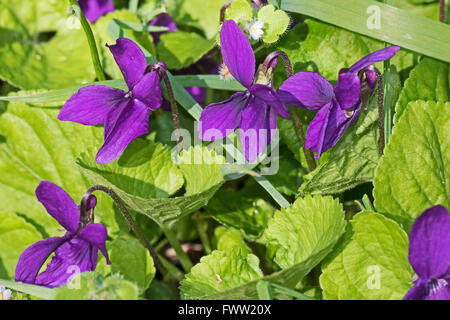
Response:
281,0,450,63
206,188,275,239
299,94,380,195
264,195,346,269
77,140,223,227
0,0,96,89
0,213,42,279
168,0,229,39
180,247,264,299
225,0,253,24
213,226,252,254
54,272,139,300
374,100,450,229
257,4,290,44
0,102,117,236
177,146,225,195
182,195,346,299
109,238,155,291
394,0,442,21
265,147,305,196
394,58,449,123
157,31,216,70
320,212,413,300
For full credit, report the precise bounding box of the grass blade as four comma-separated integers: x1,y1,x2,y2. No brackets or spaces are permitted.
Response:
281,0,450,62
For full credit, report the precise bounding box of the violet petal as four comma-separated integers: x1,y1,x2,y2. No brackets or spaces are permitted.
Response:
58,85,126,125
403,280,428,300
349,46,400,73
199,92,248,141
78,223,110,264
132,71,162,110
107,38,147,91
35,181,80,234
15,237,66,284
96,99,150,164
250,84,290,119
334,72,361,110
78,0,114,23
239,97,277,162
278,71,334,110
408,205,450,279
220,20,255,88
305,100,360,159
35,239,96,288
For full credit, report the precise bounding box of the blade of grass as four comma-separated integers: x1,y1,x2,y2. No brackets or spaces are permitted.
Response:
0,279,55,300
281,0,450,63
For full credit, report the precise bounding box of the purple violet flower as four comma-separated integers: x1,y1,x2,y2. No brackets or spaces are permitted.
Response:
149,13,178,44
404,205,450,300
15,181,110,288
78,0,114,23
199,20,289,162
278,46,400,159
59,38,163,164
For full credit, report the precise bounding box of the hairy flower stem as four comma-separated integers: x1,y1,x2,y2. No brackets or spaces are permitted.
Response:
161,72,183,154
262,51,316,172
440,0,446,23
80,185,168,277
374,67,385,155
220,0,234,23
68,0,105,81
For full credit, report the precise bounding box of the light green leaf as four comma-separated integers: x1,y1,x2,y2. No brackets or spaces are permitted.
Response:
213,226,252,254
109,238,155,291
54,272,139,300
320,212,413,300
257,4,290,44
206,188,275,239
264,195,346,269
299,95,380,195
182,195,346,299
225,0,253,24
77,140,223,227
157,31,216,70
177,146,225,195
0,213,41,279
180,247,264,299
394,58,449,123
374,100,450,229
0,102,116,236
0,0,96,89
168,0,229,39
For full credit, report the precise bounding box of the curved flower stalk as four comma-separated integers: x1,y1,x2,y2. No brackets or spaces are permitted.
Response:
404,205,450,300
78,0,114,23
59,38,165,164
15,181,110,288
278,46,400,159
199,20,290,162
